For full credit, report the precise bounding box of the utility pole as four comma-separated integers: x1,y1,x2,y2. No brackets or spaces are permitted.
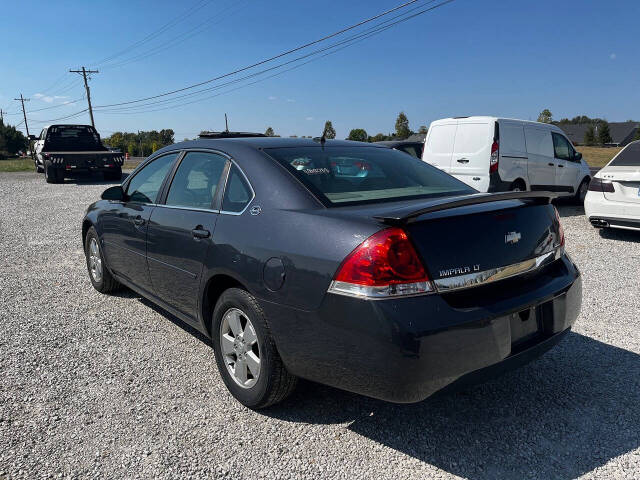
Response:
69,66,99,128
14,94,30,137
0,109,4,123
138,130,143,158
14,94,32,159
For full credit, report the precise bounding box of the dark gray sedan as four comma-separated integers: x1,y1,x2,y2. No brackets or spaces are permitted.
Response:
82,137,581,408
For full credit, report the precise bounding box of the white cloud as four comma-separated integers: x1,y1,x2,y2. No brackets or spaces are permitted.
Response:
34,93,44,98
53,95,68,99
268,96,277,100
42,96,54,103
286,98,295,103
305,116,314,121
610,53,617,60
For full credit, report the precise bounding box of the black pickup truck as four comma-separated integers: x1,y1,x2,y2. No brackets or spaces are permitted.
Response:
32,124,124,183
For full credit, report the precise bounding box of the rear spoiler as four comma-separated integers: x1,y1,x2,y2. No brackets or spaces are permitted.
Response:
374,191,557,225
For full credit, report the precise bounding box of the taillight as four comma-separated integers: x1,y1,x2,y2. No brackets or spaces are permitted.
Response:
489,139,499,173
553,206,565,249
587,177,614,193
328,227,433,298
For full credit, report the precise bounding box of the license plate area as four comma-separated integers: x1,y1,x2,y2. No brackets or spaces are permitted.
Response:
510,301,554,351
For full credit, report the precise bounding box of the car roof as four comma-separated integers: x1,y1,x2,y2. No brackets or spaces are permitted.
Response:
156,137,387,154
375,140,424,147
429,116,564,131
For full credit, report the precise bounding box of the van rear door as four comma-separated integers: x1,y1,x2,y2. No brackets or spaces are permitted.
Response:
423,122,457,172
449,120,493,191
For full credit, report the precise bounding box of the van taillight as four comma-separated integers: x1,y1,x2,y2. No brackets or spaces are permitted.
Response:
328,228,434,298
490,140,499,173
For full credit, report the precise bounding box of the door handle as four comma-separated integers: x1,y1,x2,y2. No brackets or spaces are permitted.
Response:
133,215,145,226
456,158,469,164
548,163,555,166
192,226,211,239
558,164,564,168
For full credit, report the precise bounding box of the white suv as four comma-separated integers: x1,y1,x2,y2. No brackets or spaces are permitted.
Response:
422,116,592,202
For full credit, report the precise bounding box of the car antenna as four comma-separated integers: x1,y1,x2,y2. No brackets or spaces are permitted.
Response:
314,126,327,148
224,113,229,133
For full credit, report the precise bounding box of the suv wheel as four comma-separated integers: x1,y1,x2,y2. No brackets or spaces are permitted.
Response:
44,160,62,184
84,227,120,293
575,178,589,204
211,288,297,409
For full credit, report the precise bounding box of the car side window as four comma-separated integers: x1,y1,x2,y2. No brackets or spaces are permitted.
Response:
222,165,252,213
552,133,572,161
165,151,227,209
126,153,178,204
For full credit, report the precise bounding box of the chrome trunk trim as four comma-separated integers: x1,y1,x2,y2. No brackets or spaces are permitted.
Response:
433,250,559,293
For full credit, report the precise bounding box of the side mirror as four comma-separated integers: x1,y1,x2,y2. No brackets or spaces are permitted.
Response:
101,185,125,201
574,152,583,162
28,135,37,141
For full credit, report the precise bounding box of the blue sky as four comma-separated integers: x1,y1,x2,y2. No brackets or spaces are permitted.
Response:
1,0,638,139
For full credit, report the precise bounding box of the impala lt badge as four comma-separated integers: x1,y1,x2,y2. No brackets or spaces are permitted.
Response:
505,231,522,245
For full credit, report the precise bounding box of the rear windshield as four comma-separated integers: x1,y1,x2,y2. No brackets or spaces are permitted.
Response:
609,142,640,167
265,145,474,206
45,125,104,151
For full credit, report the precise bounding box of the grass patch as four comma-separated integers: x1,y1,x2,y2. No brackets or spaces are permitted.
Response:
576,146,622,168
0,158,33,172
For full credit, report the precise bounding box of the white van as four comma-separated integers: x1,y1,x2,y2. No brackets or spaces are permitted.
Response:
422,116,592,201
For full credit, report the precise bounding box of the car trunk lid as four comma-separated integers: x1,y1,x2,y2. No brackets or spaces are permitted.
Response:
600,167,640,204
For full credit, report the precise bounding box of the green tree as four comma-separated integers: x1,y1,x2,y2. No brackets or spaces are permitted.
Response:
323,121,336,139
370,133,388,142
418,125,428,134
265,127,275,137
597,121,612,145
0,120,27,156
347,128,368,142
635,126,640,141
151,142,159,153
584,125,596,146
127,143,135,156
537,109,553,123
395,112,411,139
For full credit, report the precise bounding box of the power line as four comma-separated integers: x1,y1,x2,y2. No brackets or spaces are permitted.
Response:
26,96,85,114
94,0,424,109
29,108,89,124
90,0,212,67
100,1,247,70
95,0,449,115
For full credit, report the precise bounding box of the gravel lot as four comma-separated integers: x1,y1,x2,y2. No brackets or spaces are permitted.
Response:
1,171,639,480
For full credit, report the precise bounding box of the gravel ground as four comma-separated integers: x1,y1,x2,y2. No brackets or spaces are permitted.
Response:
1,171,639,480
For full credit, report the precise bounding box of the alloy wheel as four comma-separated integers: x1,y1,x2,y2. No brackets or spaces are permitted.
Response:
220,308,261,388
88,238,103,283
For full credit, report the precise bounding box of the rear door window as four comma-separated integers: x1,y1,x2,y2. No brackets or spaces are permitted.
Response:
222,165,253,213
165,152,227,209
126,153,179,204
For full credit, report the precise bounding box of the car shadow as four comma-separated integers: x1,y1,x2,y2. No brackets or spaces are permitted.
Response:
137,297,212,347
555,204,585,218
261,332,640,479
599,227,640,243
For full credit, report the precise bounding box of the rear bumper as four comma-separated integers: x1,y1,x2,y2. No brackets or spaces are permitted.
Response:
262,254,581,403
584,191,640,230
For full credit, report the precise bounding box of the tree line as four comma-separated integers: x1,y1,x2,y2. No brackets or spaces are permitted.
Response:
0,120,28,157
102,129,175,156
537,109,640,145
264,112,428,143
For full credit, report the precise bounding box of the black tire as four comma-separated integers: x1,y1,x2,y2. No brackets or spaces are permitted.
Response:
44,160,64,183
574,177,590,204
84,226,120,293
211,288,297,409
510,179,526,192
103,167,122,182
35,159,44,173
